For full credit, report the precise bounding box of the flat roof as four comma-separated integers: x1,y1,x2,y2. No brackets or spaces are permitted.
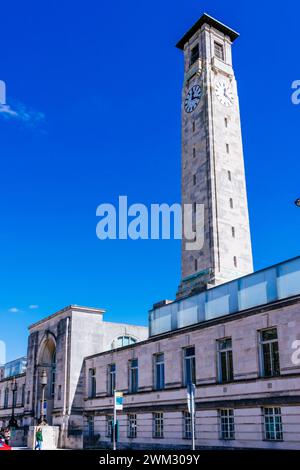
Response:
85,294,300,361
176,13,239,50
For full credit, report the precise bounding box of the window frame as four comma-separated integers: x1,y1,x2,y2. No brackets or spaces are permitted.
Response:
88,368,97,398
108,364,116,396
190,44,200,66
154,353,165,391
259,328,280,378
106,415,113,438
219,408,235,440
12,385,18,408
217,338,234,383
87,415,94,438
183,346,196,386
127,413,137,439
153,412,164,439
263,407,283,441
4,387,9,409
112,336,137,349
182,411,193,440
129,358,139,394
214,41,225,61
21,384,25,406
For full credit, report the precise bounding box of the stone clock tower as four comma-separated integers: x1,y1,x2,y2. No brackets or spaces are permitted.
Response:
176,14,253,298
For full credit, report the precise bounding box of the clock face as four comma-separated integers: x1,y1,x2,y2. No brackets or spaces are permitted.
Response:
184,84,202,113
215,81,234,107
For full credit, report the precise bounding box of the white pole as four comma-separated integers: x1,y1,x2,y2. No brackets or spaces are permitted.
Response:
113,390,117,451
191,404,195,451
191,383,195,451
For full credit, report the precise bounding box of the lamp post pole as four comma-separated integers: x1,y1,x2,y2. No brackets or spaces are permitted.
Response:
40,369,47,425
9,378,18,429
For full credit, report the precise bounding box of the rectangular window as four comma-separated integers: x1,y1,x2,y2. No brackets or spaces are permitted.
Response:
233,256,237,268
228,170,231,181
4,388,9,408
26,390,30,405
182,411,192,439
88,368,96,398
106,415,113,438
225,117,228,127
193,147,196,158
108,364,116,396
21,384,25,406
87,415,94,438
13,387,17,407
226,143,230,154
128,414,137,438
215,42,224,61
192,121,196,132
231,227,235,238
129,359,138,393
230,198,233,209
184,346,196,385
259,328,280,377
155,353,165,390
194,259,198,272
58,385,62,401
263,407,283,441
153,412,164,438
190,44,199,65
219,409,235,440
217,338,233,383
193,174,196,185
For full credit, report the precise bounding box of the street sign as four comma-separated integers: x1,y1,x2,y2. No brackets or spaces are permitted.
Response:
113,391,123,450
114,391,123,411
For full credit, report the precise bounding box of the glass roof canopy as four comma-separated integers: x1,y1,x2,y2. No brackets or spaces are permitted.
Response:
149,256,300,337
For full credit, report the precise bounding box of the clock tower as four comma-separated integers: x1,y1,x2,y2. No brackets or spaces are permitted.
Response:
176,14,253,298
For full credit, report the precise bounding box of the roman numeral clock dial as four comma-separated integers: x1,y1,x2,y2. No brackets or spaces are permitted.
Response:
184,84,202,113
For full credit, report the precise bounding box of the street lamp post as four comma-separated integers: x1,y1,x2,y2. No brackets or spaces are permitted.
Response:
9,378,18,429
40,369,47,425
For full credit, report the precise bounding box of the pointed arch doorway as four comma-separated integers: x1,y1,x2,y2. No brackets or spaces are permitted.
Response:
36,333,57,425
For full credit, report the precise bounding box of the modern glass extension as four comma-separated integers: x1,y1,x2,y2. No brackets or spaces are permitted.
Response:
149,256,300,337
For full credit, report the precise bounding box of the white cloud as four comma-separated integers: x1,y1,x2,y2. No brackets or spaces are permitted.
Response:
0,101,45,126
29,304,39,309
0,104,18,118
8,307,20,313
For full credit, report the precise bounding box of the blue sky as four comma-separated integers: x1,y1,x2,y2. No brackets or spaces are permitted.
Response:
1,0,299,361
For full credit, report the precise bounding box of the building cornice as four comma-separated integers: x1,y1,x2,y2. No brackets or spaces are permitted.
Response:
28,304,105,330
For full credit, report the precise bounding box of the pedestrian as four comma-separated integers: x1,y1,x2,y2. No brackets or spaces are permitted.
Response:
4,428,10,446
35,427,43,450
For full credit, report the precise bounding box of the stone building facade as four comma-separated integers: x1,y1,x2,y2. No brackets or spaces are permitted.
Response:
83,282,300,450
0,305,148,448
0,14,299,451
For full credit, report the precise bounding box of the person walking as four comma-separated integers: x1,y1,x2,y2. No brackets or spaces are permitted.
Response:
4,428,10,446
35,427,43,450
